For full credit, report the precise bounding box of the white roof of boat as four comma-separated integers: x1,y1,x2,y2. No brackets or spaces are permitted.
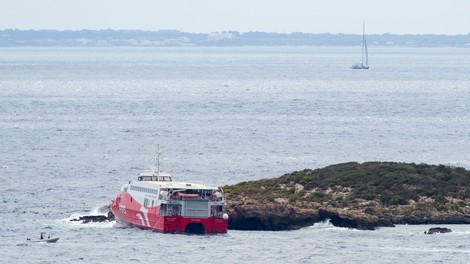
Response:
135,179,218,190
139,171,172,177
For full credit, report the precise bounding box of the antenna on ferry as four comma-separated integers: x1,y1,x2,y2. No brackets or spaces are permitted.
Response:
155,145,161,177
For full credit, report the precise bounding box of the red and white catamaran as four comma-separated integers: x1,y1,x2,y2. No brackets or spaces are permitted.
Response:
110,150,228,234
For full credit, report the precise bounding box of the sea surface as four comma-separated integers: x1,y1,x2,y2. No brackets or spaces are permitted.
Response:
0,46,469,263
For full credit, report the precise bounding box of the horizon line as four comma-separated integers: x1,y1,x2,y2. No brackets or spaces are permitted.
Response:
1,28,470,36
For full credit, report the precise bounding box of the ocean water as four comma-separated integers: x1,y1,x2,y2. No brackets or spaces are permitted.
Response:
0,46,469,263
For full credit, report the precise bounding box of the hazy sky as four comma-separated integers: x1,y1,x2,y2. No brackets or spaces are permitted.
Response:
2,0,470,34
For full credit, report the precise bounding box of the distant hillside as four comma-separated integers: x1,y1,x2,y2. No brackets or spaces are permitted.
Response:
1,29,470,47
222,162,470,230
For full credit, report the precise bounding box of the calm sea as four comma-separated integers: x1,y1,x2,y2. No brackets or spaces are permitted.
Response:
0,46,469,263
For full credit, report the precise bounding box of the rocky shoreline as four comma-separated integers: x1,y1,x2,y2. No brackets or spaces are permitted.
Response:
226,199,470,230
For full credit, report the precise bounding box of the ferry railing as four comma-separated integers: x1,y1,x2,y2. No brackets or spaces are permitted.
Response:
160,194,224,203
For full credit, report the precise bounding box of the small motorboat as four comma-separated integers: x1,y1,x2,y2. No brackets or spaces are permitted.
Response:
28,232,59,243
27,237,59,243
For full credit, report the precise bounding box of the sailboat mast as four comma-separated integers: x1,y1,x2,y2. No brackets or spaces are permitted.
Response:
361,21,365,64
350,21,369,69
363,21,368,66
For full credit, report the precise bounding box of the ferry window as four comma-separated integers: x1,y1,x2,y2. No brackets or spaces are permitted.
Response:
160,204,166,216
211,205,223,217
168,204,181,216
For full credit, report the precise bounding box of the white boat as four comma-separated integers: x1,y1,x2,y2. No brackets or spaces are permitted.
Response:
351,21,369,70
27,237,59,243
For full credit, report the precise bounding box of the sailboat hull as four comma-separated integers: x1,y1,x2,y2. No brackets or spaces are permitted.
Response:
350,64,369,70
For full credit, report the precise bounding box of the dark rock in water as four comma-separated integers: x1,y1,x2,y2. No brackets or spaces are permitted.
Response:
424,227,452,234
69,208,115,223
70,214,110,223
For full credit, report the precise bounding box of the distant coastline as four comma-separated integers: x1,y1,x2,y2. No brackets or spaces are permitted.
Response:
1,29,470,47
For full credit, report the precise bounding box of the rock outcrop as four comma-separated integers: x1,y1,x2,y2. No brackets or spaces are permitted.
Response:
70,211,115,223
424,227,452,234
223,162,470,231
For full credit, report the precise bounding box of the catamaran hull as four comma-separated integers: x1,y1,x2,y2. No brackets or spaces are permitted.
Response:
112,214,228,234
110,195,228,234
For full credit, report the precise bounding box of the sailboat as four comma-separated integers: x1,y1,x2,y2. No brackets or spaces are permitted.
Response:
351,22,369,70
